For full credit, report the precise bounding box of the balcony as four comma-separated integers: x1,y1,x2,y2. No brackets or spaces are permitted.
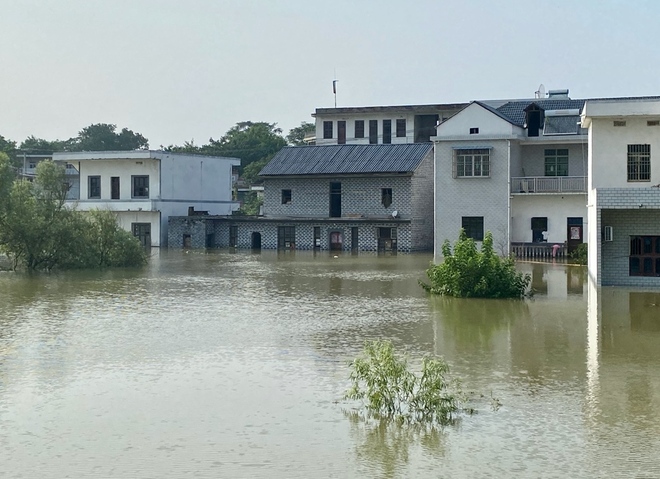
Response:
511,176,586,194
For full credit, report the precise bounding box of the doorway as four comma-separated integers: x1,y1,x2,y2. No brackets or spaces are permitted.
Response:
329,182,341,218
567,217,583,253
132,223,151,247
251,232,262,250
329,231,343,251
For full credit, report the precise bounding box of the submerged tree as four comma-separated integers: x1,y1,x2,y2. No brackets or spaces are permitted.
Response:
420,229,531,298
346,340,465,425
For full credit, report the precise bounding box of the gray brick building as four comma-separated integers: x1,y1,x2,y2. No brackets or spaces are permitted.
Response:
168,143,434,253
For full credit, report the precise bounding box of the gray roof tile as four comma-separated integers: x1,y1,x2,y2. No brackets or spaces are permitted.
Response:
259,144,433,176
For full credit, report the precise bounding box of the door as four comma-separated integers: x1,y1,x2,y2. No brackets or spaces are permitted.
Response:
567,217,583,253
337,121,346,144
329,182,341,218
132,223,151,247
329,231,343,251
251,232,262,250
111,177,120,200
351,227,358,254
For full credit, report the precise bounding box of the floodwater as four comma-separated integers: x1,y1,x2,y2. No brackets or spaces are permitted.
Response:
1,250,659,478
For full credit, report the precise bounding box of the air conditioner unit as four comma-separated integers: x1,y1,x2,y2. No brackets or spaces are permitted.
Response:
603,226,613,242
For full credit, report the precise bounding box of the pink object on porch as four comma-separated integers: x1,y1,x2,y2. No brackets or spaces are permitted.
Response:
552,244,561,258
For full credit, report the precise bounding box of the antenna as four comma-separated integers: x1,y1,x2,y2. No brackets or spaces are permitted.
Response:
535,84,546,99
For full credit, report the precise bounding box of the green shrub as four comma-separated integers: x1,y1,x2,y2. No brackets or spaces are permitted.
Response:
345,340,464,425
570,243,587,265
420,229,531,298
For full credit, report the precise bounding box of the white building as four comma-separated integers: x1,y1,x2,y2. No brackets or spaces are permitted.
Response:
433,91,588,259
313,103,466,146
582,97,660,286
53,150,240,247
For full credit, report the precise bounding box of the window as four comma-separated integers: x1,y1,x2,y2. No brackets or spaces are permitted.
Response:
396,119,406,138
88,175,101,198
381,188,392,208
545,149,569,176
111,176,120,200
531,217,548,243
369,120,378,144
628,144,651,181
323,121,333,139
469,127,479,134
629,236,660,276
613,120,627,127
648,120,660,126
383,120,392,144
281,189,292,204
277,226,295,250
462,216,484,241
355,120,365,139
338,121,346,144
131,175,149,198
454,149,490,177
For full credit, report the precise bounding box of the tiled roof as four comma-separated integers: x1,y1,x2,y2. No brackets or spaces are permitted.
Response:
496,99,586,126
259,143,433,176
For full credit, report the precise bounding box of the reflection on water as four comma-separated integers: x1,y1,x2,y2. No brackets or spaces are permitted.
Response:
1,251,660,478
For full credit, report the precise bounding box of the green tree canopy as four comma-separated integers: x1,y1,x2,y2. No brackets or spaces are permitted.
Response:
286,121,315,146
0,135,16,156
73,123,149,151
420,229,531,298
0,154,147,271
19,135,70,153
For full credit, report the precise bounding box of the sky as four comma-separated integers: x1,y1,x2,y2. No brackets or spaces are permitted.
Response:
1,0,660,149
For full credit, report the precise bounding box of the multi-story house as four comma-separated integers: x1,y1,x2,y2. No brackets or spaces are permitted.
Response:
433,90,588,259
168,143,434,252
54,150,240,247
582,97,660,286
17,152,80,200
313,103,466,146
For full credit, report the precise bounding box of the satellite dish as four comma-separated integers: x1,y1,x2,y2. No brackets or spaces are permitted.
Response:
536,84,546,99
391,210,399,218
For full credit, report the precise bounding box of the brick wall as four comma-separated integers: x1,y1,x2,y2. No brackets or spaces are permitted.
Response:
597,187,660,286
410,150,434,250
263,176,413,219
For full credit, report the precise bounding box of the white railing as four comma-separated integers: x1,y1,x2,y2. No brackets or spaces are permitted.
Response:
511,176,586,194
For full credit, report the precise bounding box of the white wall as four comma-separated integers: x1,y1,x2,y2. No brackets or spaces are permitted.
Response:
590,117,660,188
116,211,161,246
435,103,520,138
75,159,160,201
434,139,511,258
510,195,587,244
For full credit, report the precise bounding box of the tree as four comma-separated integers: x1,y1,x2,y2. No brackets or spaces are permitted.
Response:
420,230,531,298
19,135,69,153
346,340,465,425
0,135,16,156
286,121,315,146
0,155,147,271
204,121,286,175
72,123,149,151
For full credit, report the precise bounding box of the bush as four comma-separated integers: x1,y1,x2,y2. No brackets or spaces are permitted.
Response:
0,156,147,271
345,340,464,425
570,243,587,265
420,229,531,298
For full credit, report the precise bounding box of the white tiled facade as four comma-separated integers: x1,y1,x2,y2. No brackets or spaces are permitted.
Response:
583,98,660,286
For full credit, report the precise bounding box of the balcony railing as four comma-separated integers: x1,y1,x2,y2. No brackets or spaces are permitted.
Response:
511,176,586,194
